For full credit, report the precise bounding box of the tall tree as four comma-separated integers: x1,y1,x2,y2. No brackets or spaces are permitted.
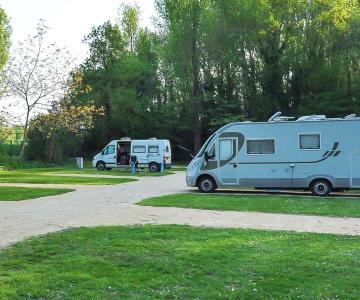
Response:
5,20,73,160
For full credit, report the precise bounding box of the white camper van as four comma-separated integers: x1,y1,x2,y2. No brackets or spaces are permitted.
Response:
186,112,360,196
93,138,172,172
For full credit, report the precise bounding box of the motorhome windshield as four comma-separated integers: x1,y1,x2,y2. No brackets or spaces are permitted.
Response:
196,133,216,158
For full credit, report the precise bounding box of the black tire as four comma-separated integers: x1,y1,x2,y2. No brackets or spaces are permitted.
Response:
149,162,160,172
197,176,216,193
106,168,112,171
310,179,332,196
96,161,106,171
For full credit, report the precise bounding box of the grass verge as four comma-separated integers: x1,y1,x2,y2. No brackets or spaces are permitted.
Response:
14,167,174,177
0,225,359,299
0,187,74,201
139,193,360,218
0,171,137,185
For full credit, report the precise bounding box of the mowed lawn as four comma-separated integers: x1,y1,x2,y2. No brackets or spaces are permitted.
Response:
18,167,174,177
0,171,137,185
0,225,359,299
139,193,360,218
0,187,74,201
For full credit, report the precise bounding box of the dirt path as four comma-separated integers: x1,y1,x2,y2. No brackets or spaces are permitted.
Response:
1,172,360,248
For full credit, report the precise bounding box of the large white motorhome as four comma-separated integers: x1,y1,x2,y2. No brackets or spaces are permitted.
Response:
186,112,360,196
93,138,172,172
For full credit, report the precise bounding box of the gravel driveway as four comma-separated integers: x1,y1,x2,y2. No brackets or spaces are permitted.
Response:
1,172,360,248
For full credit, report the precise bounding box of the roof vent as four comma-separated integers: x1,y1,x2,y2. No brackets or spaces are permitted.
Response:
120,137,131,140
345,114,357,119
268,112,282,122
149,137,157,140
297,115,326,121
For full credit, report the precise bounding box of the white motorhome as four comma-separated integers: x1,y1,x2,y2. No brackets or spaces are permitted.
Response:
186,112,360,196
93,138,172,172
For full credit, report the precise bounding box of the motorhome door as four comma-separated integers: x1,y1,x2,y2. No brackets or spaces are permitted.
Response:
218,137,238,185
350,150,360,187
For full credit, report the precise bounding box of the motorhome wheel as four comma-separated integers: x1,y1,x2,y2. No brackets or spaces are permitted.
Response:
310,179,332,196
149,162,160,172
198,176,216,193
96,161,106,171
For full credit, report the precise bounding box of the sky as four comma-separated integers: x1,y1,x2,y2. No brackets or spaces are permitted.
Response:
1,0,156,63
0,0,157,123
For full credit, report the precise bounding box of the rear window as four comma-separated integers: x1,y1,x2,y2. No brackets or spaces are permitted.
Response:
148,145,159,153
133,146,146,153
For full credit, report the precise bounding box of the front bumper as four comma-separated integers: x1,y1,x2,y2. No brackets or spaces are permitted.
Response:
186,174,197,187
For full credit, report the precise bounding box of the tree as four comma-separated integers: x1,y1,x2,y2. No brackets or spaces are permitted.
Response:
4,20,73,161
0,5,11,72
28,103,104,162
0,5,11,96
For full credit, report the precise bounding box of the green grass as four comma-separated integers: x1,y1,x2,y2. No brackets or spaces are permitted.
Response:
139,193,360,218
0,170,137,185
0,225,359,299
13,167,174,177
0,187,74,201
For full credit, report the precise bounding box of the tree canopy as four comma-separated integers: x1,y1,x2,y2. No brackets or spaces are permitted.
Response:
18,1,360,161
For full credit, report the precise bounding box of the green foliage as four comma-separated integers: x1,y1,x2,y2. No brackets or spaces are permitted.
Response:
1,225,360,299
27,1,360,160
0,5,11,72
139,193,360,218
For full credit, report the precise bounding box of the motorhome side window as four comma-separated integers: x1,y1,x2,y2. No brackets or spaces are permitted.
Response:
247,140,275,154
148,145,159,153
133,146,146,153
299,134,320,150
103,145,115,155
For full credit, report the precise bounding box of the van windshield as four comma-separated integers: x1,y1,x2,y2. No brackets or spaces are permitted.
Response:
196,133,216,158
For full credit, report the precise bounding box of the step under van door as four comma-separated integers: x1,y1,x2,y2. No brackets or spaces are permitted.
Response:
350,150,360,187
218,137,238,185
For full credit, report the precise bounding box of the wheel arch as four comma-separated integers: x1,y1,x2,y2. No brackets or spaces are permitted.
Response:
196,173,218,188
308,176,334,190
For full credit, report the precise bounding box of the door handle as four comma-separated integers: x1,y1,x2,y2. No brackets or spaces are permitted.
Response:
229,163,237,168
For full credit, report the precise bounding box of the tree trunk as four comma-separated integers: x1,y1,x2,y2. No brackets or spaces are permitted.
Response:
18,109,30,162
191,14,202,153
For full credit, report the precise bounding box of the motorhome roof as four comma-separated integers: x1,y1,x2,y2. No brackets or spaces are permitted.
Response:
217,112,360,133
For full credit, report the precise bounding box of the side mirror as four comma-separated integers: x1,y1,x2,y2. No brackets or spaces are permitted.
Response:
204,151,209,161
101,151,105,155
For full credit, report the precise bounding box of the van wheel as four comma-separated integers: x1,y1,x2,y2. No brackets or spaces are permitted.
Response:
310,179,332,196
149,162,160,172
96,161,106,171
197,176,216,193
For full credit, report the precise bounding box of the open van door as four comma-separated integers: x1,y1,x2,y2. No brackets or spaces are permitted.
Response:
218,137,238,185
350,150,360,187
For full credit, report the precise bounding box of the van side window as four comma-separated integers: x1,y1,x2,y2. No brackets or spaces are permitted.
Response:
208,144,216,159
104,145,115,155
148,145,159,153
219,139,233,160
133,146,146,153
247,140,275,154
299,134,320,150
